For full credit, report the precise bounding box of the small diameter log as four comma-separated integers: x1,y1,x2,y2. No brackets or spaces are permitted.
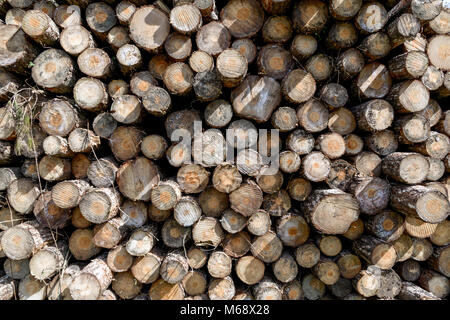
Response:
7,178,40,215
271,106,298,132
164,33,192,62
386,80,430,113
163,62,193,96
186,247,207,271
195,21,230,57
235,255,265,285
292,0,328,34
290,34,317,61
120,200,147,229
365,210,405,242
92,113,117,139
427,35,450,72
355,62,392,100
276,214,310,247
427,245,450,277
317,236,342,257
18,274,47,300
387,13,420,49
394,114,430,145
282,69,316,103
390,183,449,223
70,257,113,300
43,136,73,157
0,276,16,300
217,49,248,87
3,258,29,279
33,191,71,228
116,44,142,76
142,87,172,117
148,54,172,81
247,210,271,236
382,152,429,184
427,11,450,35
79,187,120,224
199,186,228,217
126,225,157,256
337,48,365,80
110,94,142,125
313,258,340,285
365,130,398,156
230,76,280,124
116,1,136,25
410,0,441,21
296,99,329,133
29,242,67,281
326,22,358,50
287,177,312,201
302,274,326,300
107,245,133,273
261,0,291,15
326,159,356,191
257,45,294,80
177,164,209,194
85,2,116,40
301,151,331,182
93,217,128,249
302,189,359,234
208,276,235,300
0,106,16,140
399,282,439,300
182,270,207,296
319,83,349,109
220,209,246,234
343,218,364,241
71,154,90,180
359,32,391,61
149,278,185,300
0,166,20,191
278,150,301,173
294,243,320,268
207,250,232,278
405,216,437,239
174,196,202,227
108,79,129,99
129,5,170,52
229,181,263,217
222,231,251,258
418,269,449,299
388,51,429,80
68,228,100,261
53,5,82,28
286,129,314,155
316,132,346,159
106,26,131,51
329,0,362,20
262,15,293,44
73,77,108,113
31,49,76,94
336,251,361,279
192,69,222,102
77,48,112,80
161,218,191,248
0,25,38,75
151,180,181,211
272,252,298,283
355,2,387,33
39,99,79,137
305,54,333,82
351,177,390,215
422,66,445,91
116,157,160,201
251,231,283,263
1,220,52,260
13,125,46,160
86,157,118,188
354,151,382,177
160,250,189,284
38,155,71,182
353,235,397,269
170,3,202,34
396,259,421,282
430,220,450,246
51,180,91,210
189,50,214,73
68,128,100,153
131,250,163,284
21,9,59,48
409,132,450,160
111,271,142,299
0,206,24,230
192,216,224,248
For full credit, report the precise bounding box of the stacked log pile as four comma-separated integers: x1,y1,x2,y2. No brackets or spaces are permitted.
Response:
0,0,449,300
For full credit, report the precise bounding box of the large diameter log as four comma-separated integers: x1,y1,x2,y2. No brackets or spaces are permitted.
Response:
70,257,113,300
170,3,202,35
350,177,390,215
77,48,112,80
31,49,76,94
196,21,231,56
0,24,38,74
192,216,224,248
60,25,95,56
386,80,430,113
229,180,263,217
73,77,108,112
350,99,394,132
353,236,397,269
231,75,281,123
129,5,170,52
292,0,328,34
29,241,67,281
85,2,116,40
382,152,429,184
302,189,359,234
39,98,79,136
1,220,52,260
51,179,92,209
418,269,449,299
427,35,450,71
